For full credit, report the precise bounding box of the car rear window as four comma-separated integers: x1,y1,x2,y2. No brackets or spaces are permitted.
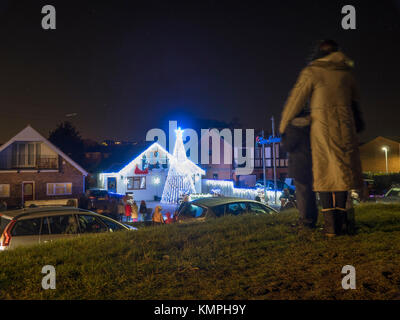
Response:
11,218,42,236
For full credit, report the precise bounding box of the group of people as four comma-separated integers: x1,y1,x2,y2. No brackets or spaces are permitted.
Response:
118,196,148,222
280,39,364,237
115,197,175,225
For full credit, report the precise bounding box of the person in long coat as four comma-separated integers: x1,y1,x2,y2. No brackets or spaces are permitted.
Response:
280,40,364,236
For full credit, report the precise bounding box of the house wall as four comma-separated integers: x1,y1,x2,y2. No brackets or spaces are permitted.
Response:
0,159,85,207
359,137,400,173
100,169,169,201
201,133,233,180
200,133,289,184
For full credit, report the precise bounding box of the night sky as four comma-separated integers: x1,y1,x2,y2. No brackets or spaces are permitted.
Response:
0,0,399,143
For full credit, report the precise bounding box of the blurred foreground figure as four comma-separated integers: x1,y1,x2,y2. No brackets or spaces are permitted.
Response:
280,40,364,236
281,111,318,229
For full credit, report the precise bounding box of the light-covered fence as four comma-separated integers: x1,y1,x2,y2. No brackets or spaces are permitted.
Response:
201,179,282,204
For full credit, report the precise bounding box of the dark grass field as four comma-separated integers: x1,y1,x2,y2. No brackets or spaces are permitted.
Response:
0,204,400,300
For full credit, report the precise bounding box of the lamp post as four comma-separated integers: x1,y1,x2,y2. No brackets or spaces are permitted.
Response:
382,146,389,174
271,116,277,205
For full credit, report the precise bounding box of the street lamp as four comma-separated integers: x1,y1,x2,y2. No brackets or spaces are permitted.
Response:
382,146,389,174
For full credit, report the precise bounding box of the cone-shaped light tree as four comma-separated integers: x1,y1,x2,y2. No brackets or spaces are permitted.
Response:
161,128,204,204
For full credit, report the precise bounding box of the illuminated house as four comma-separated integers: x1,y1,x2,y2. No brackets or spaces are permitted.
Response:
99,141,204,201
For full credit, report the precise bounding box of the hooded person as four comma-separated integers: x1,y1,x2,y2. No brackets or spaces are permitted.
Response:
279,40,364,237
131,201,139,222
152,205,165,225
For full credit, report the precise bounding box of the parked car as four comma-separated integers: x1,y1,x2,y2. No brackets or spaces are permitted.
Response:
0,206,135,250
175,197,277,222
82,188,124,211
376,185,400,204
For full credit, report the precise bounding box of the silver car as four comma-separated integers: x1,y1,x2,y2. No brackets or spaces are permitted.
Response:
0,207,135,250
376,186,400,204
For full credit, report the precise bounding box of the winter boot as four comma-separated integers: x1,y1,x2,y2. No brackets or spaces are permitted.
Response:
322,209,337,237
345,207,356,235
334,210,347,235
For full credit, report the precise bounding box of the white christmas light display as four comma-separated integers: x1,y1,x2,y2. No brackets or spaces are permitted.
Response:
161,128,204,204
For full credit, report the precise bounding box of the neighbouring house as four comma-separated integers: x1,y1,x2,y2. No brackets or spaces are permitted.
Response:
0,125,88,207
359,136,400,173
201,134,234,181
234,142,289,187
99,141,204,201
201,132,289,187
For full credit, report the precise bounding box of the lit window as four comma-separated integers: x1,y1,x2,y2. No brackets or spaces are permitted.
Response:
0,184,10,197
47,183,72,196
265,147,271,158
127,177,146,190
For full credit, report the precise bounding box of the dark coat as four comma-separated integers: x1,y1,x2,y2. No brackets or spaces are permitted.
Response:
281,119,313,185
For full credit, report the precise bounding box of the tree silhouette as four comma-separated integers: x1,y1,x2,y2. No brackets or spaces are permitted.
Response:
48,121,84,164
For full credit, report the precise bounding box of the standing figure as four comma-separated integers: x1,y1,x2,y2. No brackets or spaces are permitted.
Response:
131,201,139,222
279,40,364,237
152,205,165,226
117,199,125,222
281,111,318,228
165,212,173,224
123,194,132,222
139,200,147,222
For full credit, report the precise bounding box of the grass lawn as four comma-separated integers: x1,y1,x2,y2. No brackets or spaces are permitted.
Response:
0,203,400,300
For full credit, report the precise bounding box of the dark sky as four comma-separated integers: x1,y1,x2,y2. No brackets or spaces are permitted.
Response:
0,0,399,143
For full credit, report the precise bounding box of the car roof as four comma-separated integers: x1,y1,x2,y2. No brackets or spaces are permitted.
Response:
190,197,276,209
0,206,97,220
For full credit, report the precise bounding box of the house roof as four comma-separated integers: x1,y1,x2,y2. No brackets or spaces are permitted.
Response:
360,136,400,147
100,142,154,173
102,141,205,176
0,125,88,176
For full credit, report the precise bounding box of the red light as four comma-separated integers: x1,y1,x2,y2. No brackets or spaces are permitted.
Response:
0,220,16,248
